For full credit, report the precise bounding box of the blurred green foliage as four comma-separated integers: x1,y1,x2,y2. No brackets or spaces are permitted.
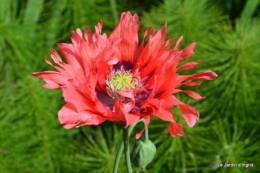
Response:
1,0,260,172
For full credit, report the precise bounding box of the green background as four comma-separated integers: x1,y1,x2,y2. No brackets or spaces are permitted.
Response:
0,0,259,172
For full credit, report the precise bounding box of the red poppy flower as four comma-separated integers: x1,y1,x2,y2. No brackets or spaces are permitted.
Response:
32,12,217,137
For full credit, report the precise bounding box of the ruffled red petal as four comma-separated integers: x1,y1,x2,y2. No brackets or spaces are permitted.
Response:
109,12,139,63
61,80,96,113
58,103,106,129
182,90,206,100
179,104,199,127
179,62,200,70
111,101,140,126
180,43,196,60
32,71,67,89
168,122,184,137
153,109,175,122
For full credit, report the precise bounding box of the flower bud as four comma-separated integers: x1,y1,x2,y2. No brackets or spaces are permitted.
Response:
131,139,156,169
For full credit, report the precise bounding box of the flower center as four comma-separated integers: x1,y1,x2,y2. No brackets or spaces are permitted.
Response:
106,70,138,100
109,71,135,91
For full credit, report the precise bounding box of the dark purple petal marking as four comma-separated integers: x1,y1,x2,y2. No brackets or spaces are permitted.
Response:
113,61,133,71
96,89,115,110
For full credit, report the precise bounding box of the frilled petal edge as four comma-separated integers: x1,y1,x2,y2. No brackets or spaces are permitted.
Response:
180,104,199,127
58,103,106,129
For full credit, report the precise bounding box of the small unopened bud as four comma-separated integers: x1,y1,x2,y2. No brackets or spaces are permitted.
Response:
131,139,156,169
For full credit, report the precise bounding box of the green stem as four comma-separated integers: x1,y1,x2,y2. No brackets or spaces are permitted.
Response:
144,125,149,141
113,119,147,173
124,126,132,173
113,141,124,173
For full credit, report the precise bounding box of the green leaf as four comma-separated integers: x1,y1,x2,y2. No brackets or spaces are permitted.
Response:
23,0,44,37
241,0,260,20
